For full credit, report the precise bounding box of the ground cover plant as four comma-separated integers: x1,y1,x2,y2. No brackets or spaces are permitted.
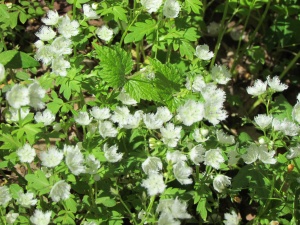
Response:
0,0,300,224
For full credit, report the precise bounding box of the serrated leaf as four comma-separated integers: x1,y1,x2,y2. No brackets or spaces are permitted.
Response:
93,44,133,88
96,197,117,207
124,73,161,102
100,5,128,22
185,0,202,14
25,170,50,195
179,40,195,59
0,133,22,150
0,50,39,69
124,19,156,43
197,198,207,221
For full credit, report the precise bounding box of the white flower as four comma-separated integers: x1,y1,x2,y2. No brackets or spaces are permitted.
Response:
216,130,235,145
228,149,240,166
34,40,44,49
64,145,86,175
201,83,226,105
111,106,131,127
158,213,180,225
35,45,54,65
6,84,30,109
141,173,166,196
30,209,52,225
246,79,267,96
98,120,118,138
223,210,240,225
41,10,59,25
51,56,70,76
122,110,143,129
156,197,191,220
173,161,193,185
142,157,163,175
207,22,221,36
195,44,214,60
0,63,5,82
163,0,180,18
189,144,206,165
17,143,36,163
34,109,55,126
155,106,172,123
17,191,37,208
204,148,224,169
272,118,300,136
160,123,182,147
75,111,92,126
292,102,300,124
8,107,29,122
90,106,111,120
203,102,227,125
117,90,137,105
35,26,56,41
49,180,71,202
57,15,79,38
85,155,101,174
96,25,113,42
0,186,12,206
40,146,64,168
287,145,300,159
254,114,273,129
141,0,163,13
191,75,206,92
6,211,19,224
193,128,209,142
259,149,277,164
267,76,288,92
83,4,100,19
28,82,46,110
242,143,276,164
143,113,164,129
103,143,123,162
166,150,187,164
177,100,204,126
213,174,231,193
50,36,73,56
242,144,259,164
83,222,97,225
211,64,231,84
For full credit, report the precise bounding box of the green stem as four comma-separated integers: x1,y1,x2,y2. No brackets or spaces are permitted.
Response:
139,196,156,225
118,194,138,224
136,41,141,71
0,207,6,225
209,0,229,70
279,50,300,79
166,43,172,63
72,0,77,20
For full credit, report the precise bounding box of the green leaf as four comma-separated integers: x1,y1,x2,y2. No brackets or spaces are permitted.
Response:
25,170,51,195
0,50,39,69
9,11,19,28
0,4,9,21
124,72,161,102
21,123,43,144
0,133,22,150
238,132,252,143
93,44,133,88
19,11,28,24
179,40,195,60
196,198,207,221
273,94,293,121
100,5,128,22
65,198,77,213
9,184,22,198
96,197,117,207
124,19,157,43
184,0,203,14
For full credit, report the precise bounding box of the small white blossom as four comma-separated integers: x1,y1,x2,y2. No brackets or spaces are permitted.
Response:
83,4,100,19
50,36,73,56
156,198,192,220
51,56,70,77
30,209,52,225
96,25,113,42
117,90,138,105
122,110,143,129
254,114,273,129
85,154,101,174
216,130,235,145
8,107,29,122
173,161,193,185
35,26,56,41
193,128,209,142
204,148,225,169
213,174,231,193
228,149,240,166
49,180,71,202
57,15,79,38
207,22,221,36
28,82,46,110
34,109,55,126
191,75,206,92
6,84,30,109
177,100,204,126
160,123,182,147
242,143,276,164
0,63,5,82
143,113,164,129
292,102,300,124
142,157,163,175
211,64,231,84
163,0,180,18
40,146,64,168
195,44,214,60
6,211,19,224
246,79,267,96
156,106,172,123
166,150,187,164
17,191,37,208
272,118,300,136
17,143,36,163
204,102,227,125
223,210,240,225
103,143,123,163
141,0,163,13
35,45,54,65
267,76,288,92
111,106,131,127
141,173,166,196
64,145,86,175
42,10,59,25
90,106,111,120
75,111,92,126
83,222,97,225
0,186,12,206
98,120,118,138
287,145,300,159
189,144,206,165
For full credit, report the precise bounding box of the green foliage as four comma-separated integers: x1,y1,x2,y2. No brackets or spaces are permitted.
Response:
0,50,39,68
124,19,157,44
